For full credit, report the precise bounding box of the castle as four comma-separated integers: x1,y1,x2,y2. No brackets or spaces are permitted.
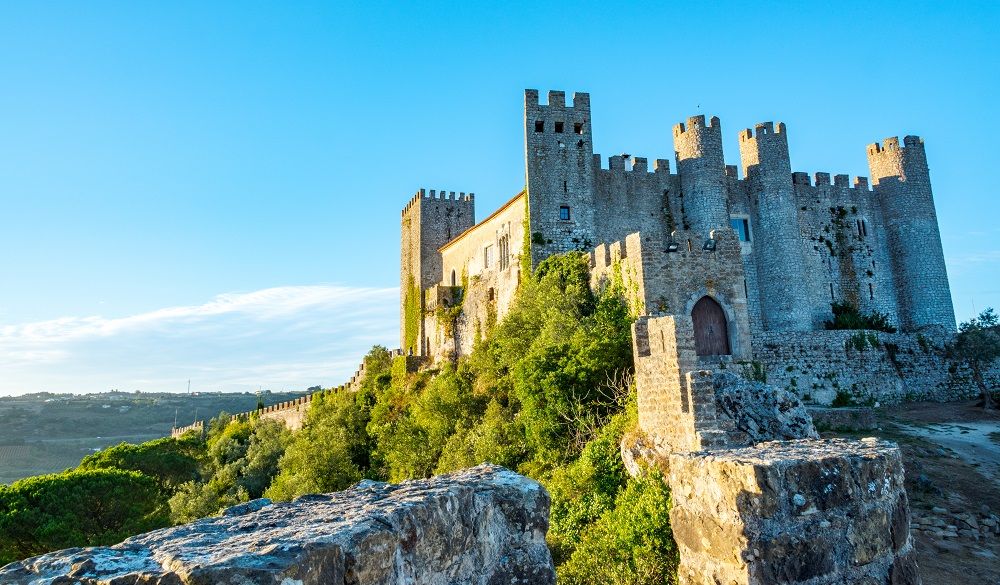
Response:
401,90,954,370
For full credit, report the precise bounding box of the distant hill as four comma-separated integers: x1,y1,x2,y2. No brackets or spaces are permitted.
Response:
0,390,307,485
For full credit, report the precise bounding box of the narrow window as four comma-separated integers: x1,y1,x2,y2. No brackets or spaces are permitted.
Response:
574,122,583,135
743,279,748,298
862,219,868,237
687,239,693,252
534,120,544,133
730,217,751,242
559,206,570,221
554,121,564,133
451,269,457,287
563,180,567,193
869,283,874,300
487,288,495,302
829,283,835,301
484,244,494,269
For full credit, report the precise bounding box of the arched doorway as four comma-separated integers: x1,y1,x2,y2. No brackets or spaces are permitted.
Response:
692,296,731,356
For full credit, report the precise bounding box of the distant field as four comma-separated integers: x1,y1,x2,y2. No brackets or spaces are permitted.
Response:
0,390,307,485
0,444,93,484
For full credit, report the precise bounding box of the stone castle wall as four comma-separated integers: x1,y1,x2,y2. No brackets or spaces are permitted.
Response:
591,230,752,359
752,328,1000,405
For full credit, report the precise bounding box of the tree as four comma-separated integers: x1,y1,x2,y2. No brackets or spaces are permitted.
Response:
953,307,1000,409
0,469,164,564
77,435,204,492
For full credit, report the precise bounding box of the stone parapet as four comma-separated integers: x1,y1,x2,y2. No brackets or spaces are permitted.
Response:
669,438,919,585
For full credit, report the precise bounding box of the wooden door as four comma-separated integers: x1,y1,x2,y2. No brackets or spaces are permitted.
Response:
692,296,730,356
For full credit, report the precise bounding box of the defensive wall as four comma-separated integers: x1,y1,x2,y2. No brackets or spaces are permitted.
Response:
750,328,1000,406
632,314,920,584
170,349,418,437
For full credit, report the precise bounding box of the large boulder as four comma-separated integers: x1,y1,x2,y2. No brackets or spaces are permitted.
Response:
0,464,555,585
713,371,819,443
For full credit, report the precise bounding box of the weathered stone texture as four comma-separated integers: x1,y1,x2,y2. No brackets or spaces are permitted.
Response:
591,230,753,359
868,137,955,331
632,316,734,454
712,371,819,442
669,439,919,585
400,189,475,355
753,328,999,405
0,465,555,585
738,122,812,332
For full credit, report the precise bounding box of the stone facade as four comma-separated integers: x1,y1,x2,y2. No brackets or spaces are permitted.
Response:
400,89,959,403
177,90,981,441
400,89,955,358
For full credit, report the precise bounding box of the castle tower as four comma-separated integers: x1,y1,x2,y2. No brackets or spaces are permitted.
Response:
524,89,597,268
673,115,730,236
400,189,475,355
739,122,811,332
868,136,955,331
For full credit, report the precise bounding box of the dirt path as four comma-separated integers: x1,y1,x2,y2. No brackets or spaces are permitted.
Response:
893,420,1000,485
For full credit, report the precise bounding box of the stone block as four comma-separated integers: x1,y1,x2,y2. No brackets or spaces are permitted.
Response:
668,438,919,584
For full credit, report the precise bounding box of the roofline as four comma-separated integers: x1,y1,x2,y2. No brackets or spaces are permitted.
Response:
438,190,526,253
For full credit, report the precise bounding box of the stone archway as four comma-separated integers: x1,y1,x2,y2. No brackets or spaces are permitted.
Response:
692,296,731,356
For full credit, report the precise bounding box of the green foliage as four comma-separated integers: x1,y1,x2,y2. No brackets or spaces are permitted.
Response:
952,308,1000,408
0,469,164,565
403,275,422,354
557,472,678,585
740,360,767,383
168,416,290,522
845,331,880,352
831,388,857,408
1,251,673,578
78,435,203,492
824,302,897,333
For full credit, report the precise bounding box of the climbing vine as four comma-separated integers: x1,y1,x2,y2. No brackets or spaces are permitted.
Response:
403,276,422,353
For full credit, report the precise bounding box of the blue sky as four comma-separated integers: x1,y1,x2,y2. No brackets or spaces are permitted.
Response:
1,1,997,395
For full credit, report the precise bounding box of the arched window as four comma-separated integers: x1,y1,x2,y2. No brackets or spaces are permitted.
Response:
691,296,731,356
451,269,457,287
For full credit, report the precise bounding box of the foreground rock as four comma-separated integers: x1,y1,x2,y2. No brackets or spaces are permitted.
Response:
0,464,555,585
670,438,919,584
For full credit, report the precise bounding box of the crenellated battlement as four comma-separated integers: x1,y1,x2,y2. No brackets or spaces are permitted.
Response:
525,89,590,112
594,154,660,173
673,115,721,137
738,121,787,142
169,349,409,437
402,188,475,215
791,171,873,193
867,135,924,156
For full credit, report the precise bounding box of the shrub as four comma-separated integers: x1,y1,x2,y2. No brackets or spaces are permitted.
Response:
824,302,896,333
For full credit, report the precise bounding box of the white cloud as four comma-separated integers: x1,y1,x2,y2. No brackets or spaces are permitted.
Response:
0,285,399,395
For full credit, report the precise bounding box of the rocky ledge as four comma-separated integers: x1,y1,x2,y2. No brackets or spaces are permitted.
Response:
0,464,555,585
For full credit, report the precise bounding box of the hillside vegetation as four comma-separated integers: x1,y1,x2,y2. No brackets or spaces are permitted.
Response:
0,390,306,484
0,253,679,582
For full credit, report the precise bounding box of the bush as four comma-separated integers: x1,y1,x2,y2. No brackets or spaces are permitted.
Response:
557,472,678,584
824,302,896,333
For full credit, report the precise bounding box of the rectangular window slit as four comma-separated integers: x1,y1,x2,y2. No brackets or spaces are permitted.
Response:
574,122,583,134
534,120,544,133
554,121,564,133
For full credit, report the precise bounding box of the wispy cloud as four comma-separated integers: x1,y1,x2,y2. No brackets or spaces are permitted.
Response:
0,285,399,395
